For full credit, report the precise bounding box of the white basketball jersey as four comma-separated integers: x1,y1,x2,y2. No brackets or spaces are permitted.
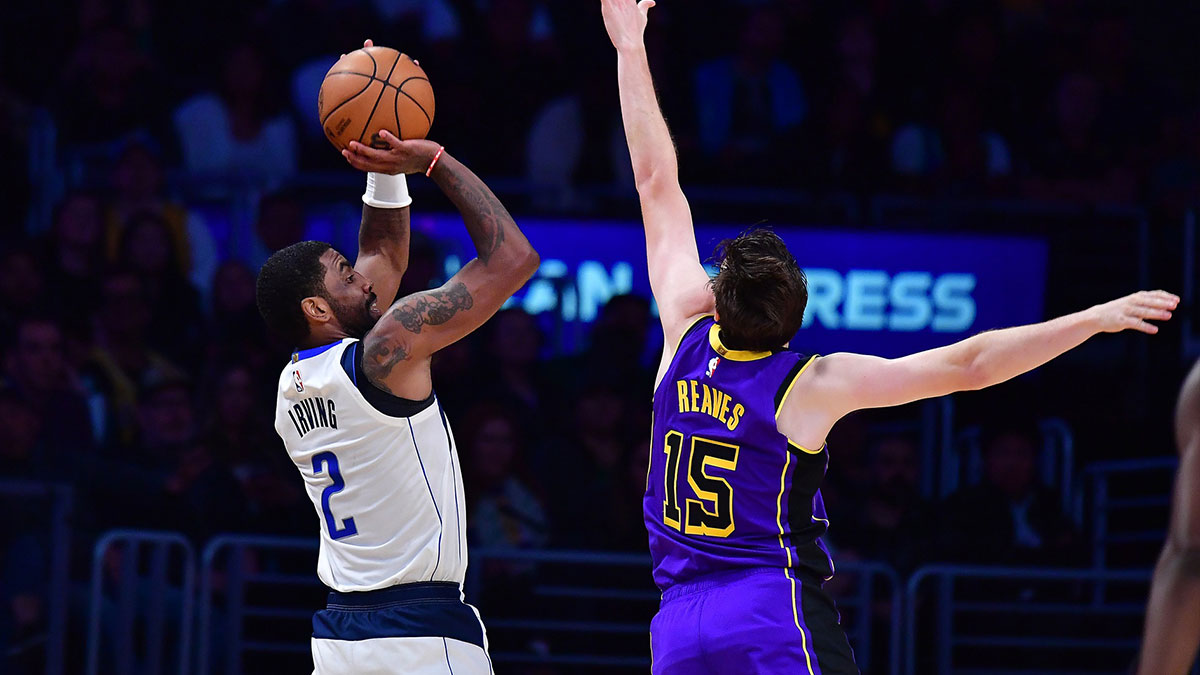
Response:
273,338,468,592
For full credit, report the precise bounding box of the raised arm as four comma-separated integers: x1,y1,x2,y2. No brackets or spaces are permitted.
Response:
338,41,412,307
778,290,1179,449
603,0,714,349
342,138,539,399
354,194,410,307
1137,358,1200,675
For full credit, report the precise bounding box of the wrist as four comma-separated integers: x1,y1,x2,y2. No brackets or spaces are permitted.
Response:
616,42,647,58
1078,305,1104,333
363,172,412,209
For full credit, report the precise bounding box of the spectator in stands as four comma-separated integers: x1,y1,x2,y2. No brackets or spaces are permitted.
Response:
1148,102,1200,219
692,5,806,186
173,41,298,188
207,261,274,372
204,362,305,534
104,141,218,293
55,24,169,146
461,403,549,555
890,85,1013,195
1023,71,1137,205
798,12,889,191
830,432,935,574
0,246,45,329
244,190,308,270
43,192,106,321
477,309,550,440
84,271,182,448
546,383,633,549
116,212,205,364
0,386,41,479
526,59,633,211
547,294,656,411
0,388,51,675
3,315,98,462
88,367,245,542
942,420,1082,566
452,0,565,176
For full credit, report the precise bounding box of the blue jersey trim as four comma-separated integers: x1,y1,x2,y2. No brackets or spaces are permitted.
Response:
313,582,484,648
293,340,343,362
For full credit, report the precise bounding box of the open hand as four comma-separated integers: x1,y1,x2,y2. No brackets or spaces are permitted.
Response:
601,0,655,51
342,130,440,174
1090,290,1179,334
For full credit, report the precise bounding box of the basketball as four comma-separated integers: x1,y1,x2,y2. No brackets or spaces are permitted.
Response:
317,46,435,151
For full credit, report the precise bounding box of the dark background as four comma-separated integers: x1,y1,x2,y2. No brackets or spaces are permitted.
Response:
1,0,1198,673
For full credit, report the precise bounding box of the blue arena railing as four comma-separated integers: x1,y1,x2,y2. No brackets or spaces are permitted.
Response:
942,416,1077,523
904,565,1157,675
1081,457,1179,573
195,534,318,675
0,480,73,675
189,535,901,674
86,529,196,675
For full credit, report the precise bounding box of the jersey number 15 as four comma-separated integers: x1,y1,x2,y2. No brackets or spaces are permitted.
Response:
662,431,740,538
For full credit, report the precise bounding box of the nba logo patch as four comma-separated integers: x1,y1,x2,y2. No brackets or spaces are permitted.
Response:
293,370,305,393
706,357,721,377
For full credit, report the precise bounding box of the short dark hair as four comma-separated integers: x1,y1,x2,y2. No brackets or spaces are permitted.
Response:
255,241,332,345
711,229,807,352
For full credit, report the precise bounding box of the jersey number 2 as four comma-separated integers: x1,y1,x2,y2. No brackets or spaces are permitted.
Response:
313,451,358,540
663,431,740,537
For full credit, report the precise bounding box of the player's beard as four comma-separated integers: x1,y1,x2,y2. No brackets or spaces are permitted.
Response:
330,292,378,339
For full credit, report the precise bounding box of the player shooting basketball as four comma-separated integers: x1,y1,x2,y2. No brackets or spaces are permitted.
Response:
600,1,1180,672
1137,358,1200,674
256,67,537,670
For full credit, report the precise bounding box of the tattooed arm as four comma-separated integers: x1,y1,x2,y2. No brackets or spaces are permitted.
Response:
353,143,540,399
354,204,410,308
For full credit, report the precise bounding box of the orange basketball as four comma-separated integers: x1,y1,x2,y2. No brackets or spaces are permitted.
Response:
317,46,435,151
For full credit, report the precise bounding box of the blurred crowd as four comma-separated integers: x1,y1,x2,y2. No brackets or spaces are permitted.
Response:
0,210,1088,666
4,0,1200,222
0,0,1192,670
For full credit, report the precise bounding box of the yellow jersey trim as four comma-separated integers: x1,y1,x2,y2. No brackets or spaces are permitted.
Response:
775,443,817,675
789,440,827,456
708,324,772,361
673,314,714,356
775,354,818,419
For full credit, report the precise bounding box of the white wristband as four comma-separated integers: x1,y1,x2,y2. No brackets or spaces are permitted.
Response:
362,172,412,209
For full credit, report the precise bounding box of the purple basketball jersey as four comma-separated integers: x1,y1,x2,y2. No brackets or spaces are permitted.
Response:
646,316,835,591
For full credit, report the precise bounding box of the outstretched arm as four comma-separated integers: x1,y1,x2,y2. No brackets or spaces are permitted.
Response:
778,291,1179,449
603,0,714,353
343,138,539,399
1137,359,1200,675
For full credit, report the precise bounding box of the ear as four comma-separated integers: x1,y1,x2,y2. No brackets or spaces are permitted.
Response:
714,310,721,323
301,295,333,326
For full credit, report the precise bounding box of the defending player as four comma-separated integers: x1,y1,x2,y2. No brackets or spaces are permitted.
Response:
600,1,1179,672
1137,359,1200,674
256,135,538,674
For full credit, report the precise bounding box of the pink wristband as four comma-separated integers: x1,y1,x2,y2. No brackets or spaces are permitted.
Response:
425,146,445,177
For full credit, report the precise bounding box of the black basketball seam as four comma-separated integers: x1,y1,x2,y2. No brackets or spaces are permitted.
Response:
318,49,381,127
320,76,376,127
397,88,433,125
393,86,403,139
357,51,404,145
364,48,379,79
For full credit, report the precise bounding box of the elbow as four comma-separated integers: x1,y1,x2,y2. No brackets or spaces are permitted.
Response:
960,362,991,391
634,167,678,195
516,247,540,284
